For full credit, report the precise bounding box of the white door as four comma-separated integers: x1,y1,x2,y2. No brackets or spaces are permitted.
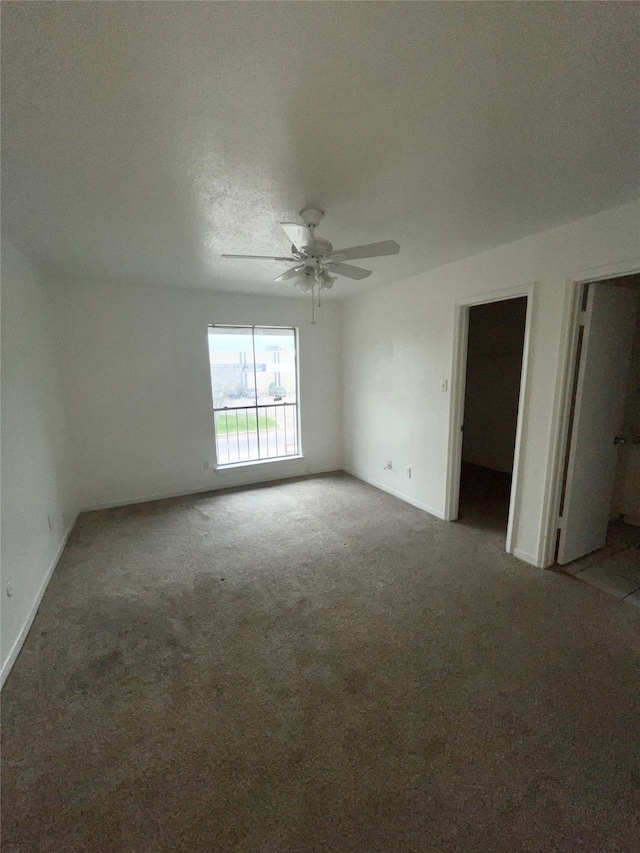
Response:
558,282,639,564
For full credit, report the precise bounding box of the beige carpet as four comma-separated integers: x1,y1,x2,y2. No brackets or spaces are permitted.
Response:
2,472,639,852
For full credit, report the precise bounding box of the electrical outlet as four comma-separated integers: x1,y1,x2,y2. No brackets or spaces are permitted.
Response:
384,461,393,471
6,581,14,598
406,467,412,478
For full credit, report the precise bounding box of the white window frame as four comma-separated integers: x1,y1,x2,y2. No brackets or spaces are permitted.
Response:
208,324,302,469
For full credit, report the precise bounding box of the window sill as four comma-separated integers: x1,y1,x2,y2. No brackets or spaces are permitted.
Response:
215,455,305,472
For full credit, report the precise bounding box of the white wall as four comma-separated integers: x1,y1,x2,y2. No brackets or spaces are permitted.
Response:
54,279,343,510
342,200,640,567
462,298,527,474
1,241,77,684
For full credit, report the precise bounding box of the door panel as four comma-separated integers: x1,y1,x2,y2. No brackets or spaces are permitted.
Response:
558,283,639,565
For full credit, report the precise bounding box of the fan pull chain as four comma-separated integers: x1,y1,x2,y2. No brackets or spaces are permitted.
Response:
311,286,316,325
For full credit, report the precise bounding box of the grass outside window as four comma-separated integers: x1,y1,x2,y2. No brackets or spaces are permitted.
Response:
214,411,277,436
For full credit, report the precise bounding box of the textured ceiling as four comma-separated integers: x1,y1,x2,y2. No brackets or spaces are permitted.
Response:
2,2,639,299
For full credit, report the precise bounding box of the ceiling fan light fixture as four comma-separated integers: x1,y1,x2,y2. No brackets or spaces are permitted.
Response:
294,273,314,293
317,269,336,289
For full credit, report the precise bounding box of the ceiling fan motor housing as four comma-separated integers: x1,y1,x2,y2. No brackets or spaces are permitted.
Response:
310,237,333,258
291,236,333,260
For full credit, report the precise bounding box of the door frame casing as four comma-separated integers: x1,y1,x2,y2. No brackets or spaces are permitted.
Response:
444,283,535,556
539,256,640,569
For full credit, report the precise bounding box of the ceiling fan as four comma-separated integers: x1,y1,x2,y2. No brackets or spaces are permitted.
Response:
222,208,400,297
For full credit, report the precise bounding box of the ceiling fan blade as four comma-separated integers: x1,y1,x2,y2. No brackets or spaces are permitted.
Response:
273,266,305,283
221,254,296,261
329,240,400,262
279,223,313,253
324,262,372,280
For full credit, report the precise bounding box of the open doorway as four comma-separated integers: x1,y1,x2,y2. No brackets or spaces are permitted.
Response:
456,297,528,539
554,274,640,599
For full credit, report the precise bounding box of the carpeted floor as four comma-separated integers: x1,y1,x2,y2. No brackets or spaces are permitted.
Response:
2,472,639,852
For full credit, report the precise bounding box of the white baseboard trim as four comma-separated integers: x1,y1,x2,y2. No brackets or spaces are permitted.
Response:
513,547,540,567
1,511,79,690
342,466,445,520
79,466,343,513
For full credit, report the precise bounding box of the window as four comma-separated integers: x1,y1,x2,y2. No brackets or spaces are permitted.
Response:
208,325,300,466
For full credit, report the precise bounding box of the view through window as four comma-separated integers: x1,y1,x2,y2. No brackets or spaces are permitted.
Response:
208,326,299,465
